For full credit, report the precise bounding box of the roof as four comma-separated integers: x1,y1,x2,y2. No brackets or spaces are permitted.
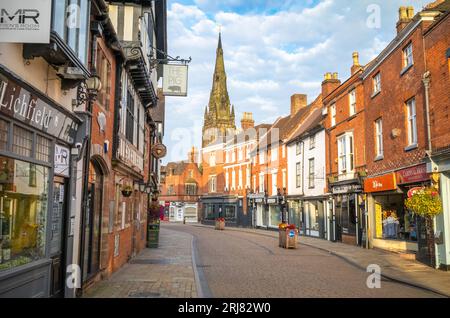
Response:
258,94,323,148
225,123,272,147
425,0,450,11
164,161,187,175
287,107,325,144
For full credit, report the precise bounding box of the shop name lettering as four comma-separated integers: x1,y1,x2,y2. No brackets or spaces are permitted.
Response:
0,8,40,30
0,80,56,129
371,180,383,189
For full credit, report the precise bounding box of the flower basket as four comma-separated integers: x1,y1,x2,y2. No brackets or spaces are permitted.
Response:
121,185,133,197
215,218,225,230
278,223,287,247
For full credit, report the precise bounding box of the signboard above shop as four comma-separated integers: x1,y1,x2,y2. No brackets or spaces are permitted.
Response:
162,64,188,97
0,0,51,43
364,173,397,193
396,164,429,184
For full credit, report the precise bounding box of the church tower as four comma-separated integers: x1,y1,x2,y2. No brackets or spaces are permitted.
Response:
202,33,236,147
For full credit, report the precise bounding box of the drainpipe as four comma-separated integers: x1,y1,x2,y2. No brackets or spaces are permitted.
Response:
422,71,432,153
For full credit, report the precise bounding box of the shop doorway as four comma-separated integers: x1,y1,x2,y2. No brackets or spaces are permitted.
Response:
82,162,104,281
49,177,68,297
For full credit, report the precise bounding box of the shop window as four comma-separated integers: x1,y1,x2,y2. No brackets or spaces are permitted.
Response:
205,205,215,220
374,195,417,241
36,135,52,162
306,202,320,231
13,125,33,158
224,206,236,220
0,157,49,271
0,118,8,150
269,205,281,227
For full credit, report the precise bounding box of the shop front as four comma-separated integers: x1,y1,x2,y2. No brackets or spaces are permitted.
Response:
0,68,82,297
287,199,303,235
267,198,281,229
201,195,240,227
365,166,431,260
330,182,364,246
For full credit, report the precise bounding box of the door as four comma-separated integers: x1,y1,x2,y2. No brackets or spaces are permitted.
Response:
82,163,103,281
50,177,68,297
334,195,342,242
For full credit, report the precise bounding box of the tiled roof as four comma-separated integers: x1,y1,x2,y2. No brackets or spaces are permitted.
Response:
287,107,325,144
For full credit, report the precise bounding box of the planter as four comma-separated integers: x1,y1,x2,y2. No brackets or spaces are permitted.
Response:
285,228,298,249
215,220,225,230
147,222,160,248
121,189,133,197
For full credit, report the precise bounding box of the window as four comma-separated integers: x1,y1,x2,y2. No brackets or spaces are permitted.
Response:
373,73,381,95
406,98,417,146
13,125,33,157
259,150,265,164
225,171,229,190
375,118,383,157
96,46,111,110
403,43,414,69
309,134,316,150
232,170,236,189
168,185,174,195
238,168,243,189
253,175,256,192
232,149,236,162
259,174,265,193
51,0,90,65
209,152,216,166
271,147,278,162
238,148,243,161
337,133,354,174
272,173,277,195
185,184,197,195
0,157,49,272
349,90,356,116
296,142,302,155
126,90,135,143
282,169,286,189
330,104,336,126
224,206,236,220
309,159,315,188
296,162,301,188
226,151,230,163
188,170,194,178
209,176,217,193
246,166,251,188
0,118,8,150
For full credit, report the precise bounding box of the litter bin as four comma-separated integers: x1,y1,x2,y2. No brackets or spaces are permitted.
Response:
147,222,160,248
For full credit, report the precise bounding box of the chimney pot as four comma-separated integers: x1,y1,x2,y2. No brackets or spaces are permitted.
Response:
397,6,412,33
352,52,360,66
407,6,414,18
332,72,339,80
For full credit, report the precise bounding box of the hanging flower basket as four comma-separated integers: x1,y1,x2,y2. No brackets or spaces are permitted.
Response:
405,187,442,217
121,185,133,197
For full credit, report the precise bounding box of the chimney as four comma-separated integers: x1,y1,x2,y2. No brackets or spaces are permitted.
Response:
396,6,413,33
351,52,361,75
290,94,307,116
321,72,341,98
188,146,198,163
241,112,255,130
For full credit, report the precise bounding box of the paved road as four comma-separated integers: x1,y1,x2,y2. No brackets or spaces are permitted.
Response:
166,223,440,298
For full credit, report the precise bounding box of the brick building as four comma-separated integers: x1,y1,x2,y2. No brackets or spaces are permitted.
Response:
160,148,202,223
323,53,367,246
361,4,449,267
423,0,450,270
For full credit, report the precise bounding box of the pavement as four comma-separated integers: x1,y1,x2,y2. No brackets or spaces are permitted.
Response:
83,227,198,298
193,224,450,297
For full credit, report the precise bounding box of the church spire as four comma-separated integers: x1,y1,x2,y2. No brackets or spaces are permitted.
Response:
202,32,236,147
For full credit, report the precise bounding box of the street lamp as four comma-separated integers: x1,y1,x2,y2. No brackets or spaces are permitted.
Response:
277,187,287,223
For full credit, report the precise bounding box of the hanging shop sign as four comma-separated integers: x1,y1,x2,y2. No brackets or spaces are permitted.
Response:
54,144,70,177
331,184,362,194
0,0,51,43
162,64,188,97
151,143,167,159
364,173,397,193
396,164,429,184
0,71,79,144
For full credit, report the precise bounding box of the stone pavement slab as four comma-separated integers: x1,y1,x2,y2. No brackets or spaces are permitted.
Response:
83,226,198,298
194,224,450,297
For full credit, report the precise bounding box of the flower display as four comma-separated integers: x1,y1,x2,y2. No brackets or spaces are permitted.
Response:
405,186,443,217
216,217,225,222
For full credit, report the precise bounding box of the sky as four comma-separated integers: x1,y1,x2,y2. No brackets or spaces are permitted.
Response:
163,0,426,164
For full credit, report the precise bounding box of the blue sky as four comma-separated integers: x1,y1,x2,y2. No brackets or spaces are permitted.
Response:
163,0,426,163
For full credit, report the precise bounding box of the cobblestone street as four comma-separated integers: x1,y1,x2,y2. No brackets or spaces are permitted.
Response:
84,223,444,298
